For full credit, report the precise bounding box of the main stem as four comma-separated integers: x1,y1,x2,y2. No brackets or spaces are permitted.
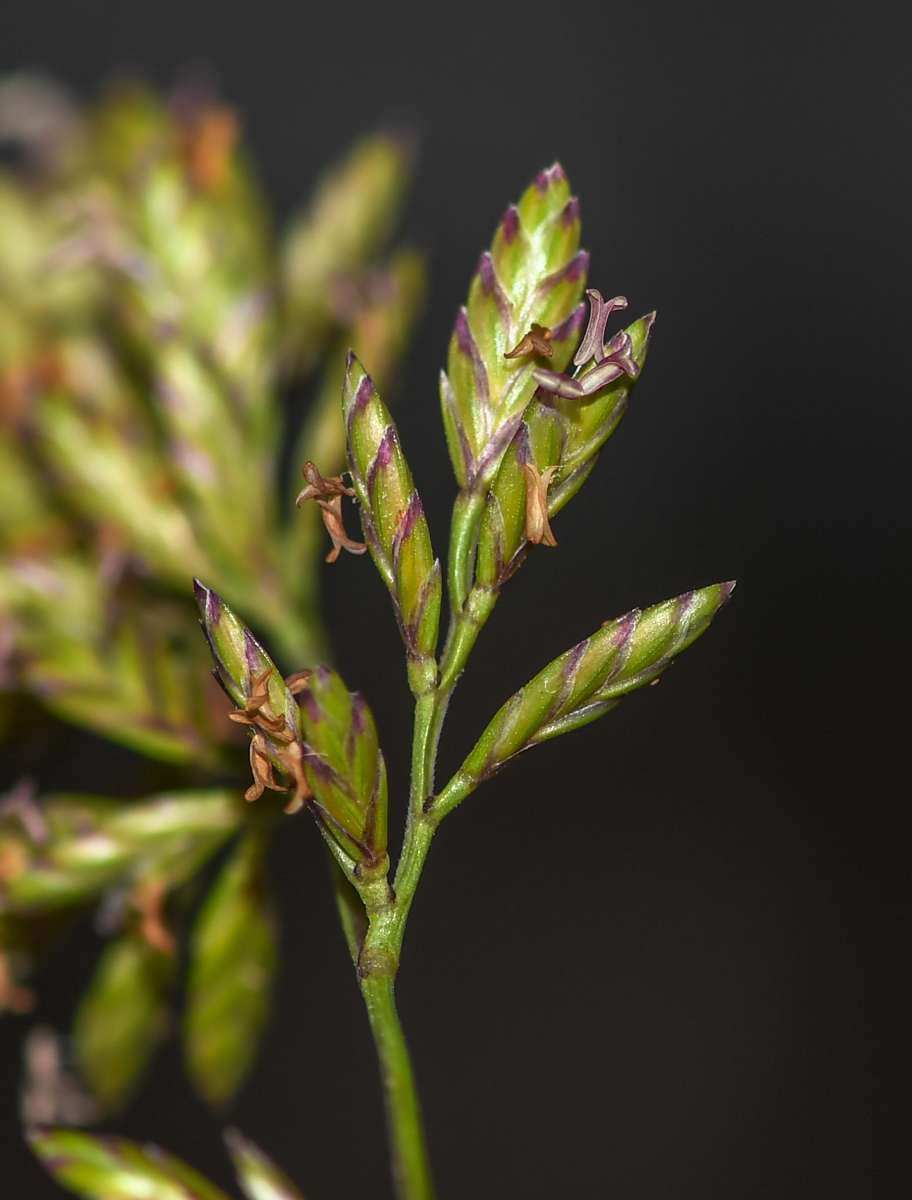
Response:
356,691,440,1200
356,492,494,1200
360,969,435,1200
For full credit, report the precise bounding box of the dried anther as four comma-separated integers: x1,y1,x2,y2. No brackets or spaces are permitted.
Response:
318,495,367,563
177,103,239,193
295,461,356,506
284,669,313,695
276,740,314,814
295,462,366,563
228,667,290,737
504,323,553,360
132,878,176,955
0,953,34,1016
524,463,558,547
246,733,288,803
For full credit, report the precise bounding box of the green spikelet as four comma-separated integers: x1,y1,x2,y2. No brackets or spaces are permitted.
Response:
0,789,240,913
298,665,389,879
439,164,588,494
476,309,656,592
194,581,308,808
27,1126,231,1200
343,353,441,695
73,933,174,1111
281,131,413,374
224,1128,307,1200
184,831,277,1106
437,583,735,817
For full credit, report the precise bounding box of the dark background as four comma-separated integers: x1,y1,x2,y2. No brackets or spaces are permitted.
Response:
1,2,909,1197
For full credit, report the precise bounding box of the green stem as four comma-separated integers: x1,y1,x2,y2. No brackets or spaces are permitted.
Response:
353,490,500,1200
447,488,485,615
357,811,436,1200
360,970,435,1200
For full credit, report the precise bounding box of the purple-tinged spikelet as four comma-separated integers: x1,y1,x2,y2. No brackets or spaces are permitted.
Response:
439,165,588,493
343,355,441,694
297,665,388,871
435,583,734,817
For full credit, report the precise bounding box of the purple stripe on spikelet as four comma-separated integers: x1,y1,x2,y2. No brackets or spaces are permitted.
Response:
243,630,262,679
347,367,375,434
403,558,440,654
454,307,474,356
350,693,367,735
303,753,337,787
476,411,525,480
673,590,697,626
539,250,590,293
391,491,425,594
477,251,511,321
453,307,490,410
440,370,477,481
552,301,588,345
611,610,640,651
560,197,581,228
546,638,589,724
500,204,520,243
535,163,566,193
192,578,216,620
301,688,321,724
366,426,396,501
514,422,532,467
606,609,643,683
304,751,359,808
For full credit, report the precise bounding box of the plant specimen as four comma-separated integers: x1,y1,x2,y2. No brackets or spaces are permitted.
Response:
1,81,733,1200
0,72,423,1111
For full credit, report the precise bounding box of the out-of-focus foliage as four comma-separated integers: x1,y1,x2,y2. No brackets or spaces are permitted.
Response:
0,69,423,1111
30,1124,306,1200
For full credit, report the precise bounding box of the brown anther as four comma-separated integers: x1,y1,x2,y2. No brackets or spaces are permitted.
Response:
229,666,288,735
318,495,367,563
179,104,239,193
133,879,176,955
0,839,28,884
276,741,314,815
523,463,559,547
0,953,35,1015
246,734,289,803
285,669,313,695
505,323,553,360
295,461,356,506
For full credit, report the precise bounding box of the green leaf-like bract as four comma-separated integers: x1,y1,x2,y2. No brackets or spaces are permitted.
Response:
27,1126,231,1200
184,832,277,1106
438,583,734,816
